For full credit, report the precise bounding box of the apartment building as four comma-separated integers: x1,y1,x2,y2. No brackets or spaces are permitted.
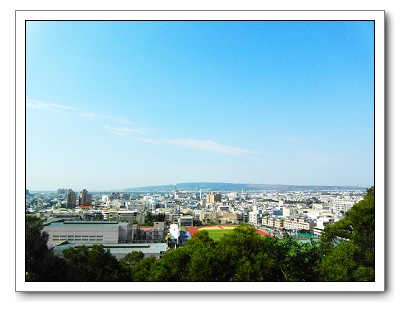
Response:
313,216,335,236
78,189,92,206
207,192,222,203
283,216,315,232
178,215,193,227
199,210,217,223
262,216,284,230
248,208,263,226
192,210,201,222
104,209,145,223
134,224,166,242
168,213,182,224
217,212,238,224
66,189,76,209
329,198,356,213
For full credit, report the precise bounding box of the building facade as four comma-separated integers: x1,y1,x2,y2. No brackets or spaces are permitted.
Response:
66,189,76,209
43,221,133,248
178,215,193,227
79,189,92,206
207,192,222,203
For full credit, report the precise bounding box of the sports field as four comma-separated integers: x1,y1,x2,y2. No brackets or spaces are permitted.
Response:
197,227,235,241
187,225,269,241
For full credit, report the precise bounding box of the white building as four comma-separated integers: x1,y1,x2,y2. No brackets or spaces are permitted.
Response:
313,216,335,236
248,207,263,226
329,199,356,214
43,221,133,249
282,206,296,217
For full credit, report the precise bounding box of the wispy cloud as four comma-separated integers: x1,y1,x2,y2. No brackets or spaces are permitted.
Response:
26,100,79,112
27,100,137,125
79,112,107,119
165,138,259,156
81,113,135,125
133,137,161,144
105,129,256,155
105,125,153,136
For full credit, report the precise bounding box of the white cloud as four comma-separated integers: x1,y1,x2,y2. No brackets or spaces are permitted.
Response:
79,112,107,119
105,125,153,136
81,112,142,126
26,100,79,111
27,100,137,126
133,137,160,144
111,117,135,125
104,125,257,156
165,138,259,156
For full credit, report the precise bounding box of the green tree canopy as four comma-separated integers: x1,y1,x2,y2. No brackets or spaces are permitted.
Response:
62,244,130,282
319,187,375,281
25,215,69,281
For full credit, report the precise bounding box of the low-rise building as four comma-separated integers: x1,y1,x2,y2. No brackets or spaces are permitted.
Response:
248,208,263,226
329,198,356,214
217,212,238,224
313,216,335,236
262,216,285,230
283,216,315,232
178,215,193,227
43,220,133,249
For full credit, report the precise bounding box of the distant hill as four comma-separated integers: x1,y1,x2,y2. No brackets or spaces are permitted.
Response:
122,182,367,193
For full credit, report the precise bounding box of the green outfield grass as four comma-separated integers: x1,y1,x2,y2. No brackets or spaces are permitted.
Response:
198,228,235,241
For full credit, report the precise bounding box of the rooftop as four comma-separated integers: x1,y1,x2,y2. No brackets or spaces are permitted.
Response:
46,221,128,226
52,242,167,259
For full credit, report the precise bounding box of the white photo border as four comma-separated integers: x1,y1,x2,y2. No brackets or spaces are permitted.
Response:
16,9,385,292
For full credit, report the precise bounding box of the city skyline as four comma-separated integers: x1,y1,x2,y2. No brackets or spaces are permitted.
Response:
26,16,375,191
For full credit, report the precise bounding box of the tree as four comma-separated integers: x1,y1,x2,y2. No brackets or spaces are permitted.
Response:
25,215,69,281
131,256,156,281
212,224,269,281
62,244,130,282
119,251,145,280
145,210,154,225
319,187,375,281
147,247,191,281
184,230,218,281
274,237,321,281
154,213,165,222
119,251,145,270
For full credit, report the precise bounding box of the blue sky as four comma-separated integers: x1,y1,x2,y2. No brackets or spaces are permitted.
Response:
25,20,375,191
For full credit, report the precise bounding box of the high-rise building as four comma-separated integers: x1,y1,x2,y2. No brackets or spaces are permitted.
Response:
66,189,76,209
207,191,222,203
57,188,67,195
79,189,92,206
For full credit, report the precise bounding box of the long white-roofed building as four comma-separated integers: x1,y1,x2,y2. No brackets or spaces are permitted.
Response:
43,220,133,249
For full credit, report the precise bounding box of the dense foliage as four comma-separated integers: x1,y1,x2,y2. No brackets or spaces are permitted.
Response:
25,187,375,282
25,215,69,281
319,187,375,281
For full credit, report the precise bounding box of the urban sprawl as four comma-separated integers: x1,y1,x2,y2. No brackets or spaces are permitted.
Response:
25,185,367,260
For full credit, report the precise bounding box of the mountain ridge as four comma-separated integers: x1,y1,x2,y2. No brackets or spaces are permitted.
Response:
121,182,368,192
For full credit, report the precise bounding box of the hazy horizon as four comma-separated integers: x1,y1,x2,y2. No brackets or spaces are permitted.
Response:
27,181,371,193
